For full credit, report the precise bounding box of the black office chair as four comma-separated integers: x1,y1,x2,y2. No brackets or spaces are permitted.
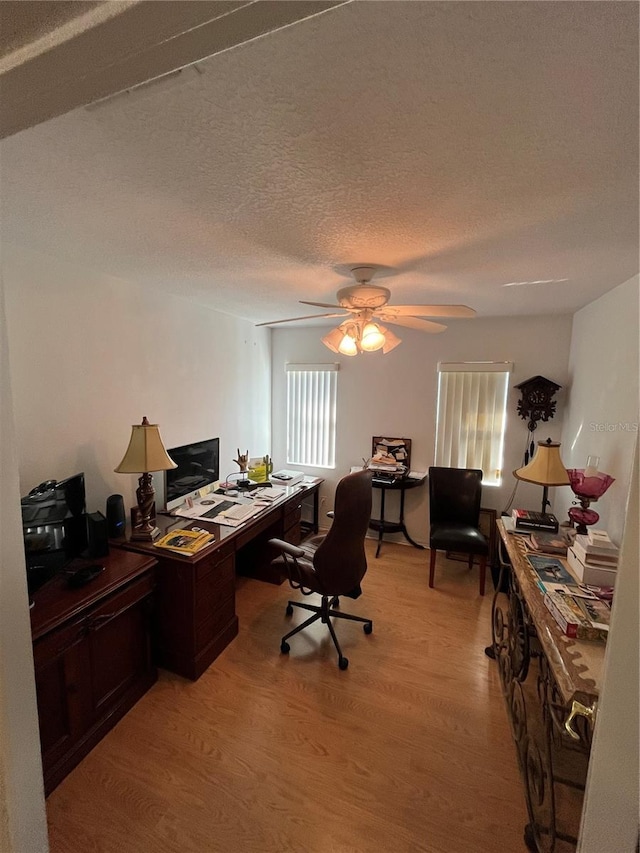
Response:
428,466,488,595
268,469,373,670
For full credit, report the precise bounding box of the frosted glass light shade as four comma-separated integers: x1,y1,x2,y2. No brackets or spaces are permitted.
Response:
360,322,385,352
382,327,401,354
338,332,358,356
513,440,570,486
321,326,344,353
114,417,177,473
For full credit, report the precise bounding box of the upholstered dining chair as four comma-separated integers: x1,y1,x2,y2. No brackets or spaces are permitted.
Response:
268,469,373,670
428,466,488,595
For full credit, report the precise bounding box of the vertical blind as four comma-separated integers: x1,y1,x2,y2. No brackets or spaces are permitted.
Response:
434,362,512,486
286,364,338,468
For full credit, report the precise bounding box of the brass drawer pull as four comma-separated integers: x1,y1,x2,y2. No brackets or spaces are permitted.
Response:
565,699,598,740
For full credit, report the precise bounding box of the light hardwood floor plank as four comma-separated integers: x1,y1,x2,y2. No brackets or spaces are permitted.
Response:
46,541,529,852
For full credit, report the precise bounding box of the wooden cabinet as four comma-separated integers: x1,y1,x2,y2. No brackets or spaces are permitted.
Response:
31,550,157,795
150,540,238,681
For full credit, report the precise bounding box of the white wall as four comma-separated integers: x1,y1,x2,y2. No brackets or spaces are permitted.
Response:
271,314,573,542
4,245,272,512
1,244,272,852
578,436,639,852
557,276,639,546
0,273,49,852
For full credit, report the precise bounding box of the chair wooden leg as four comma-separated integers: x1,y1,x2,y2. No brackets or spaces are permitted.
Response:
429,548,437,588
479,555,487,596
468,554,474,570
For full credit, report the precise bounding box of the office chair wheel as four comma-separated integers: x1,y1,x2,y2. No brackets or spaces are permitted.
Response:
281,641,290,654
363,621,373,635
338,656,349,670
330,596,340,608
285,603,294,616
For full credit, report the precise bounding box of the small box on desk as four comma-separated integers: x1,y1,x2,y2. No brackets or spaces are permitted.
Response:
270,470,304,486
567,547,617,587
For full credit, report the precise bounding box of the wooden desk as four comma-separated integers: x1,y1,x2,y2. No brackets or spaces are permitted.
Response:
369,475,426,557
493,520,604,852
31,549,157,795
118,480,322,680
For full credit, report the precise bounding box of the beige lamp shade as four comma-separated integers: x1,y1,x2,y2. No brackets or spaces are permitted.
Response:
513,440,570,486
114,416,177,473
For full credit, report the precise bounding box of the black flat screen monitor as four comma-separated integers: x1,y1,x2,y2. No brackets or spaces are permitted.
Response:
165,437,220,511
21,472,87,594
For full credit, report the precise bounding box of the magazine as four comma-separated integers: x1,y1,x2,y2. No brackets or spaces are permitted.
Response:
525,554,575,587
154,528,215,555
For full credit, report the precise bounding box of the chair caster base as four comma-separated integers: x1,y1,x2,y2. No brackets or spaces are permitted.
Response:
363,621,373,635
281,641,290,654
338,656,349,670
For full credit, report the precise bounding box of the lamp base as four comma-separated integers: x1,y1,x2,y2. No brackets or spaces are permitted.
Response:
130,524,160,542
568,506,600,536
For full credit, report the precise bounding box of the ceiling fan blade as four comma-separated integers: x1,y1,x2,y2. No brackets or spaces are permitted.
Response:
256,312,348,327
299,300,343,309
376,314,447,333
381,304,476,318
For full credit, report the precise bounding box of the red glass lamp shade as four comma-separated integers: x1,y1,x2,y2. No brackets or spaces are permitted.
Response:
566,468,615,534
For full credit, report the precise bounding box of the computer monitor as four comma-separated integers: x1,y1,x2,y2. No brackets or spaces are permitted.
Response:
164,437,220,511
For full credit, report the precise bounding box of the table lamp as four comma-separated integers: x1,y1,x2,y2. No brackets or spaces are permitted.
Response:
115,416,177,541
513,438,570,515
566,456,615,535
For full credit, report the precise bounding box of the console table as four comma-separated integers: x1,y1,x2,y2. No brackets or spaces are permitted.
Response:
31,549,157,795
118,480,322,680
492,520,604,852
369,475,426,557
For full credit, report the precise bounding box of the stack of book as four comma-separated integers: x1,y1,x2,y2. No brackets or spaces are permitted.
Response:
522,529,571,556
154,528,215,555
525,553,611,641
512,508,559,533
567,529,619,587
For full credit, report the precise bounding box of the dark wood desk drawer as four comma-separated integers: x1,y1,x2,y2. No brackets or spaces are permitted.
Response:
235,510,281,550
284,503,302,530
195,540,234,581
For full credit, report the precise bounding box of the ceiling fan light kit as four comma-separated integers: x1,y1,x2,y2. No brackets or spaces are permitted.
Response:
260,264,476,355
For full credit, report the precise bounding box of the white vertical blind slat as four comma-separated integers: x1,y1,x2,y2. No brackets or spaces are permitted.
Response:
286,367,337,468
434,366,510,486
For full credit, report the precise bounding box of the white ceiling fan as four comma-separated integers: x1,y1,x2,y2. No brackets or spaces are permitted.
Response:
257,265,476,355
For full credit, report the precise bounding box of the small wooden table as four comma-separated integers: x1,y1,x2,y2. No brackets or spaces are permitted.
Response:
369,475,426,557
493,520,604,851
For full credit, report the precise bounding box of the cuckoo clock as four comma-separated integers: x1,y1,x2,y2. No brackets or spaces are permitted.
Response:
515,376,562,466
515,376,561,432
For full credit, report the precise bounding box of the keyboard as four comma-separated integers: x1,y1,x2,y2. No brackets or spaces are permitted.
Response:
200,501,235,519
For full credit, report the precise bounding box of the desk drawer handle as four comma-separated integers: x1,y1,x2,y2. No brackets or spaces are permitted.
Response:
565,699,598,740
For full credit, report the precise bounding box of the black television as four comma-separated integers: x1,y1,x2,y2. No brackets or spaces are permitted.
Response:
164,437,220,511
21,472,87,594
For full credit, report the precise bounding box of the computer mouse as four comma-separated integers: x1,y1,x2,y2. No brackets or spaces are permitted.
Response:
67,565,104,589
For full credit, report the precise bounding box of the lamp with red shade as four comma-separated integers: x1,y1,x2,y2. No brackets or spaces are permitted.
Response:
566,456,615,535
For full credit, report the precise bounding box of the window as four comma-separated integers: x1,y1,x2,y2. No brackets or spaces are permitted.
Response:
434,362,512,486
286,363,338,468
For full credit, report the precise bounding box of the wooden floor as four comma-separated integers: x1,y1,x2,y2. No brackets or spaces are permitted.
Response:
46,541,530,853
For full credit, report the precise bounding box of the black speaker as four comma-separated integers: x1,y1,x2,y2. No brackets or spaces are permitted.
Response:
106,494,126,539
87,511,109,558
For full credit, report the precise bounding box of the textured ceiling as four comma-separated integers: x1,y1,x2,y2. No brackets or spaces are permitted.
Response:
1,1,638,325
